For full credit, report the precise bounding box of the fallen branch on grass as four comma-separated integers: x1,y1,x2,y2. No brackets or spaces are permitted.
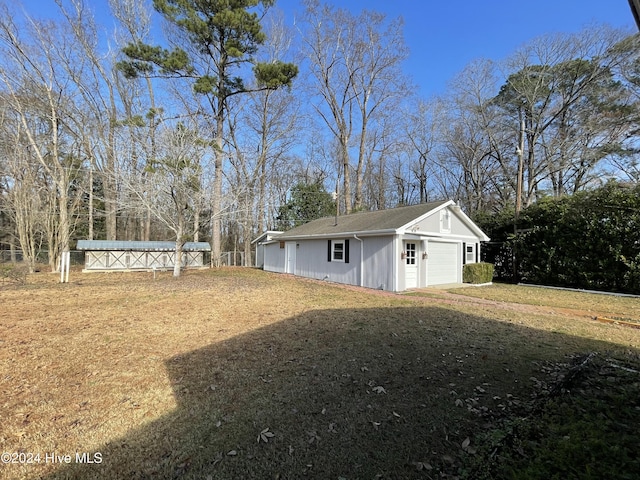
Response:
606,359,640,374
548,352,597,396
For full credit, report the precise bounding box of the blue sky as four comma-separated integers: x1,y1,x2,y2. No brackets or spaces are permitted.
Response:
277,0,636,97
21,0,637,98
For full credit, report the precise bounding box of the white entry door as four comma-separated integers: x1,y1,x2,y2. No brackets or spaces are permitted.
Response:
285,242,296,274
404,242,418,289
428,241,459,285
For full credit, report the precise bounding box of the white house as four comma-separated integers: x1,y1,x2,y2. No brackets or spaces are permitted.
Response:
259,200,490,291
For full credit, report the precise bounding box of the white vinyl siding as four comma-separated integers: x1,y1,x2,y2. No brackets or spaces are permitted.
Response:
362,236,395,291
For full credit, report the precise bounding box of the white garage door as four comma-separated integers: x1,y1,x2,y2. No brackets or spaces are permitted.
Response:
428,241,459,285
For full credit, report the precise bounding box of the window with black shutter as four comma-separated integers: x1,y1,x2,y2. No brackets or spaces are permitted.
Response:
329,239,349,262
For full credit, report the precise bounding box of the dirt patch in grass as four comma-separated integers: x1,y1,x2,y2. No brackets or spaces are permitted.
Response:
1,269,639,479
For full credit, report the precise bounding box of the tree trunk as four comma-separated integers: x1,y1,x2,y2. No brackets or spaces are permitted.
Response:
173,241,183,277
257,153,267,233
242,191,253,267
104,157,117,240
341,134,351,214
57,189,71,270
88,162,94,240
212,135,223,267
378,157,386,209
173,216,184,278
208,65,225,268
9,236,17,264
144,207,151,241
354,122,367,211
193,207,200,242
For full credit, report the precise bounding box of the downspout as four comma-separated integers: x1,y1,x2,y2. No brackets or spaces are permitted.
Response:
353,234,364,287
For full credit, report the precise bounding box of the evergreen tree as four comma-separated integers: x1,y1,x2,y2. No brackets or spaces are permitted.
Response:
119,0,298,265
276,182,335,230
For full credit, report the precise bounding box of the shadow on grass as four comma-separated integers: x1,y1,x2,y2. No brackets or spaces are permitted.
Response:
45,306,637,479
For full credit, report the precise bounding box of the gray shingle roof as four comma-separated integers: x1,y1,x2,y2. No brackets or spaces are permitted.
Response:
277,200,449,239
76,240,211,251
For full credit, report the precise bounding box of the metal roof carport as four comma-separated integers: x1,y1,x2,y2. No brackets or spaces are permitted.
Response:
76,240,211,271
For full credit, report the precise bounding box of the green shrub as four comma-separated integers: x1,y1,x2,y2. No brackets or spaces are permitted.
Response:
463,262,494,284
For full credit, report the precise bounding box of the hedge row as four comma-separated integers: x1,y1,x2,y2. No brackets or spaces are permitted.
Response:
475,182,640,294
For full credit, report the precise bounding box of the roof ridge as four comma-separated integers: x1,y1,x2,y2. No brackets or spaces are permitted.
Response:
276,200,450,238
315,200,448,221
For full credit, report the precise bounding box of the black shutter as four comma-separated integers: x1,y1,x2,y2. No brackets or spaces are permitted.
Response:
328,240,332,262
462,242,466,265
345,239,350,263
476,243,479,263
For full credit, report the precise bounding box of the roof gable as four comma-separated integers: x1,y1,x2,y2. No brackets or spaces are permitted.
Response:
450,206,491,241
401,204,490,241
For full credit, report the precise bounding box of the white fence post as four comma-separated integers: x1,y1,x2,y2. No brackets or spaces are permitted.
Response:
60,250,70,283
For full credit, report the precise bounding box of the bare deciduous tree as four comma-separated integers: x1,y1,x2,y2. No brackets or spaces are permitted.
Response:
0,5,85,272
301,0,409,213
495,26,632,203
0,113,45,272
120,121,209,277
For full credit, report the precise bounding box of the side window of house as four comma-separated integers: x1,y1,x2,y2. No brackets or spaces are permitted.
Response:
440,209,451,233
328,239,350,263
466,244,475,263
333,241,344,261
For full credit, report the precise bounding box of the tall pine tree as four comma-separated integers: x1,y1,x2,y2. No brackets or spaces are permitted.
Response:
119,0,297,265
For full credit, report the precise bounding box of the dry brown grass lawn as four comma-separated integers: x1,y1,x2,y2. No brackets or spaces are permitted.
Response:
1,268,639,479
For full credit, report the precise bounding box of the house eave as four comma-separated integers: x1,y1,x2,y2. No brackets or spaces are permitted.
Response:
402,231,490,242
273,228,489,244
275,228,398,241
251,230,283,245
